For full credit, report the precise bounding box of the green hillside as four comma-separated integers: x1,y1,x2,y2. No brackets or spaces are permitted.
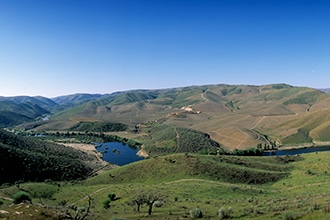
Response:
1,151,329,220
0,96,57,109
0,130,100,184
137,123,221,156
86,153,298,185
0,100,49,127
272,108,330,144
69,121,128,132
5,84,330,150
1,84,330,220
52,93,102,106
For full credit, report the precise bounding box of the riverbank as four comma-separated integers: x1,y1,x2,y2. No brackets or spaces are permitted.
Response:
60,142,108,167
136,145,149,158
279,142,330,150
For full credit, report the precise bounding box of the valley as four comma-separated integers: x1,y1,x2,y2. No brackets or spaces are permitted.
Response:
1,84,330,219
5,83,329,152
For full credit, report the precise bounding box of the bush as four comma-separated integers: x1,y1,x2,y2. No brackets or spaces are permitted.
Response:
13,191,32,204
103,199,111,209
108,193,117,201
189,207,203,218
58,200,67,206
153,200,163,207
218,207,233,219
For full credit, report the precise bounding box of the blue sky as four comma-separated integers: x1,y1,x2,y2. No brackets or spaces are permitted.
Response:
1,0,330,97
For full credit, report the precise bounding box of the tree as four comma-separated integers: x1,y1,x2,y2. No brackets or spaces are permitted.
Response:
145,191,162,215
133,193,145,212
61,195,93,220
132,190,163,215
103,193,117,209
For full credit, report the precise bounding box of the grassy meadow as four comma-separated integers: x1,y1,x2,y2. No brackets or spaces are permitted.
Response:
1,152,329,220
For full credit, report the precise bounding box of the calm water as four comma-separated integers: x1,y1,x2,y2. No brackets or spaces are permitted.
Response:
263,145,330,156
96,142,144,166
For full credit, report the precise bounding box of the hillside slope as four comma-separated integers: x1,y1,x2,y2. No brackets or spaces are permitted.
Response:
37,84,330,149
0,96,57,109
0,130,99,184
86,153,298,185
0,100,50,127
12,84,330,150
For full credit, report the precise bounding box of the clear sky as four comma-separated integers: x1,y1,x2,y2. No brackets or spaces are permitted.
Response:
1,0,330,97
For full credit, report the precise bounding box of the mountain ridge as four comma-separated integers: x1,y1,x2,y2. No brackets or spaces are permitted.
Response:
1,83,330,150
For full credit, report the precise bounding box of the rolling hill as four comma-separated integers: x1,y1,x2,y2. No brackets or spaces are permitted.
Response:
37,84,330,150
0,129,100,184
0,100,50,128
2,84,330,150
0,96,57,110
1,84,330,219
2,151,329,220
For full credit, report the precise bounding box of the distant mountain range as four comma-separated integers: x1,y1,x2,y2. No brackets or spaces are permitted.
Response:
320,88,330,94
1,84,330,150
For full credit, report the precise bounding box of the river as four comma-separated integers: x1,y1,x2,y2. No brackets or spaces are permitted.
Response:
263,145,330,156
96,142,144,166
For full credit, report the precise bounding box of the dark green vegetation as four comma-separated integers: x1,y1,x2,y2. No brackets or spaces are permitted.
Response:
69,121,128,132
0,130,98,184
0,100,49,128
140,123,221,156
12,191,32,204
0,96,58,127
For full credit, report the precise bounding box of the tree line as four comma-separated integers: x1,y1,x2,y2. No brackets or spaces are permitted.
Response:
0,130,95,185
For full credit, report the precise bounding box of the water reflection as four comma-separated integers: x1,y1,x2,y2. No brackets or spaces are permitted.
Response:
96,142,144,166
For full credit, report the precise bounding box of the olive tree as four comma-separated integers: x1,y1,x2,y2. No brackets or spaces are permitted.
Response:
132,190,163,215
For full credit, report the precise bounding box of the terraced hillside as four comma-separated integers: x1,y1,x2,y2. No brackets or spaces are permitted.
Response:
10,84,330,150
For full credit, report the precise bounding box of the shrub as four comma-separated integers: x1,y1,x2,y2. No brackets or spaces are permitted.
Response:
13,191,32,204
58,200,67,206
108,193,117,201
103,199,111,209
218,207,226,219
153,200,163,207
282,212,296,220
189,207,203,218
218,207,233,219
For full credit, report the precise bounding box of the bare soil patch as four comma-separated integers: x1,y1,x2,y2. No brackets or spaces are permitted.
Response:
136,145,149,158
61,143,108,167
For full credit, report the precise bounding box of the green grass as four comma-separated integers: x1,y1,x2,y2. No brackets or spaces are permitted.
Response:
0,152,330,219
140,123,221,156
282,128,313,144
283,90,323,105
69,121,128,132
85,153,298,186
